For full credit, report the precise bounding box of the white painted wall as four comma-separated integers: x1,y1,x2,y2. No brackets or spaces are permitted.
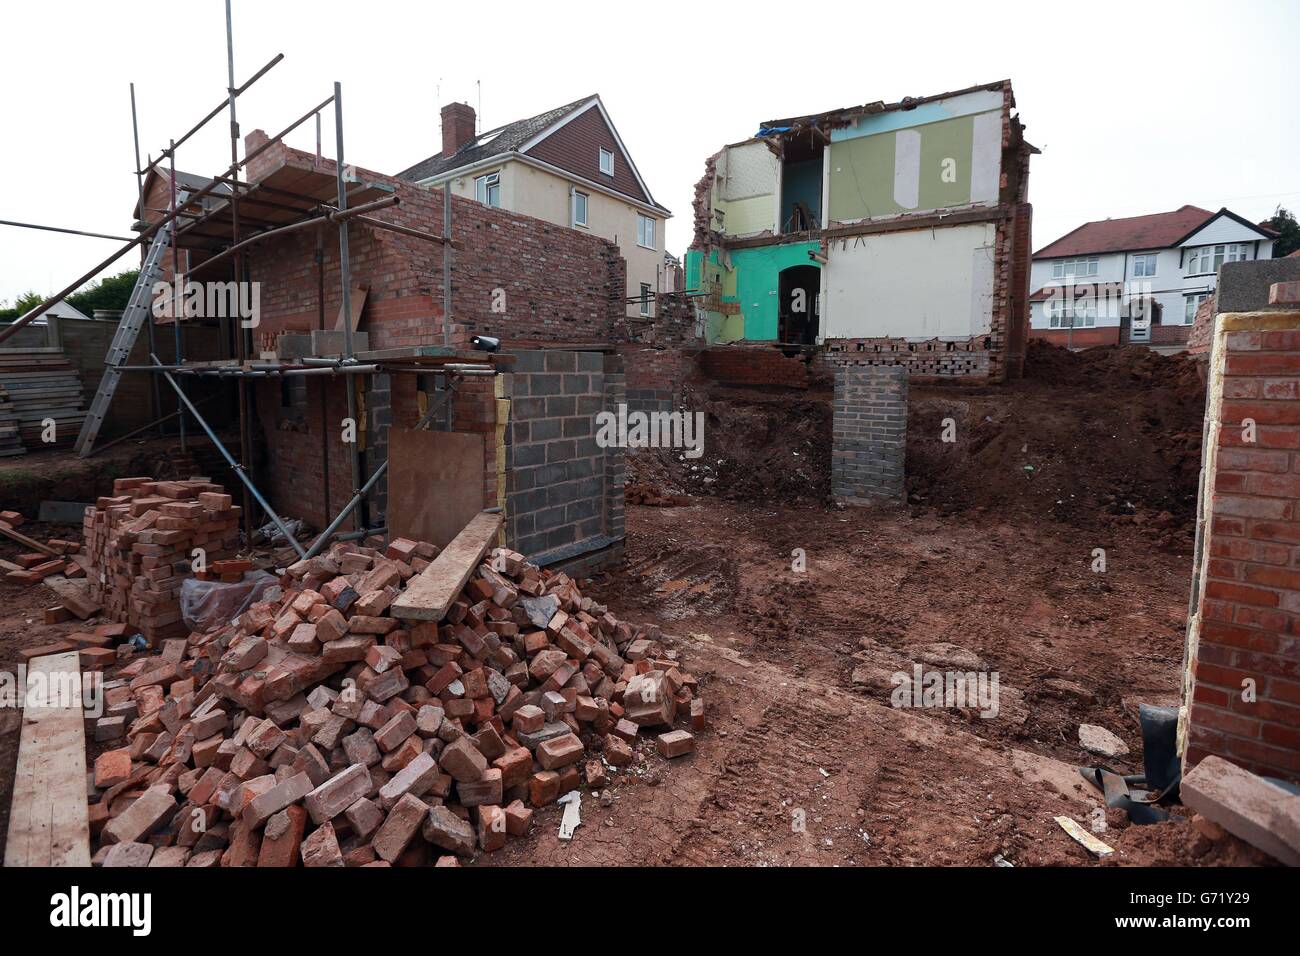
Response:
823,222,996,339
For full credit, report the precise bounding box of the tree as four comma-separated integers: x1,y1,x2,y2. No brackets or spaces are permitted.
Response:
66,269,140,317
0,290,45,322
1264,206,1300,258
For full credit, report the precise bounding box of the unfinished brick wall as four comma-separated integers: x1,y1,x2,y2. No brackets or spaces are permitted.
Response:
1183,308,1300,782
621,345,699,413
822,340,992,381
701,344,812,389
503,349,623,569
831,364,907,504
234,135,628,351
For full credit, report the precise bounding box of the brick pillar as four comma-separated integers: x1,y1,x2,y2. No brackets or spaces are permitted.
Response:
1183,307,1300,782
831,364,906,504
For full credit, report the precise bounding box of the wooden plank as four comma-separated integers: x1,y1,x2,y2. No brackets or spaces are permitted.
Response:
334,284,368,332
391,511,503,622
4,651,92,867
387,429,485,550
0,521,59,557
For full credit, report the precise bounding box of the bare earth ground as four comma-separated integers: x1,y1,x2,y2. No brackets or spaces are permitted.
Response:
482,501,1261,867
0,346,1267,866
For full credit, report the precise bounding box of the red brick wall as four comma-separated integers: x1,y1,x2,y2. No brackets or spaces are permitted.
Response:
1185,314,1300,782
621,343,702,408
239,136,628,351
1031,327,1121,348
700,344,811,389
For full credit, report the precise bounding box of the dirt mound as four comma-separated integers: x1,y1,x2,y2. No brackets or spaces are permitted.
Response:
626,388,832,505
908,343,1206,539
625,343,1206,539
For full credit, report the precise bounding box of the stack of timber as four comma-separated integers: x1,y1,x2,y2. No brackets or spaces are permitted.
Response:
0,347,88,449
0,383,24,456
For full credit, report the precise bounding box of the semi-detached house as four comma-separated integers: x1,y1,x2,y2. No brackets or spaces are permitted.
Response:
399,96,671,324
1030,205,1279,352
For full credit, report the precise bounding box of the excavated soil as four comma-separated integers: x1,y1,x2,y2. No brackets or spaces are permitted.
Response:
629,343,1207,548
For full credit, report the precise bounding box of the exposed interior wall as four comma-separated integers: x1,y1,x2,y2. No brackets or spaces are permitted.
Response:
713,141,779,238
685,242,820,343
826,89,1003,225
781,158,822,230
823,222,996,339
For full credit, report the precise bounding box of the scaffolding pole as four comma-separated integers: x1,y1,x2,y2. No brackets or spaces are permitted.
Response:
150,354,307,560
334,80,365,534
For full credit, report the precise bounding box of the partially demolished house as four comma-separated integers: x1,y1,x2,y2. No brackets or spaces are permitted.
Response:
687,80,1035,382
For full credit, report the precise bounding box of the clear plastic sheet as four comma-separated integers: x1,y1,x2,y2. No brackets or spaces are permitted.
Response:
180,570,277,633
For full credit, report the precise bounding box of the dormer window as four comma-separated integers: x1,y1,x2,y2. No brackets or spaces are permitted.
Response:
599,147,614,176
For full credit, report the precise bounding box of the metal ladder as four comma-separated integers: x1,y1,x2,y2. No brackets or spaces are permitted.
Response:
74,217,177,456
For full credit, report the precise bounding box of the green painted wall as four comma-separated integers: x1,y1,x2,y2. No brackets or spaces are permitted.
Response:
728,242,821,341
688,244,821,343
828,111,982,221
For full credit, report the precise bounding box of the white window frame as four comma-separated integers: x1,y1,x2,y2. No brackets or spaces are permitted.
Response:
637,213,656,250
1132,253,1158,278
1184,293,1210,324
1046,298,1097,329
639,282,653,317
599,147,614,176
1051,256,1100,279
1186,243,1248,276
571,189,588,228
474,172,501,208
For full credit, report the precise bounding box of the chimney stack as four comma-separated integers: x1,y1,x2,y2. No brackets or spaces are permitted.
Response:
441,102,476,158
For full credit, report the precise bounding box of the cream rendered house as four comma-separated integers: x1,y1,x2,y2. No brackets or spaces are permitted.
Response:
399,96,670,320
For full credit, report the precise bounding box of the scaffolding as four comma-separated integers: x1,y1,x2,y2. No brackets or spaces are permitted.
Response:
0,0,495,560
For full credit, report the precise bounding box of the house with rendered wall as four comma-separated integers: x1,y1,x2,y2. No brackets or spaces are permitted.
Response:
1029,205,1279,353
685,80,1035,382
399,96,671,325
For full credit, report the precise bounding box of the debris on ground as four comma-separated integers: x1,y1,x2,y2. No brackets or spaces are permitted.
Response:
1055,815,1115,858
1078,723,1130,758
624,482,689,507
1180,755,1300,866
84,519,703,867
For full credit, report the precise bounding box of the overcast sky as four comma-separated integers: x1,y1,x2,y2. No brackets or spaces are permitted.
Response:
2,0,1297,307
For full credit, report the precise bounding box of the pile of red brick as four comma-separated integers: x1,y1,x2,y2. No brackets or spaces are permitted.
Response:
89,535,703,867
84,478,242,643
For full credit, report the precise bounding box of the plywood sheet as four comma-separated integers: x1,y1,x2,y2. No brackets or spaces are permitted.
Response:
387,429,485,550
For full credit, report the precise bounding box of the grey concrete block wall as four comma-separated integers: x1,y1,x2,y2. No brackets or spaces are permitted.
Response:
503,349,625,570
832,364,907,504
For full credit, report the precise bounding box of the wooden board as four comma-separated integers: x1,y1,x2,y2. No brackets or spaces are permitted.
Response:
4,651,92,867
0,521,60,556
334,284,368,332
391,511,503,622
387,429,485,551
